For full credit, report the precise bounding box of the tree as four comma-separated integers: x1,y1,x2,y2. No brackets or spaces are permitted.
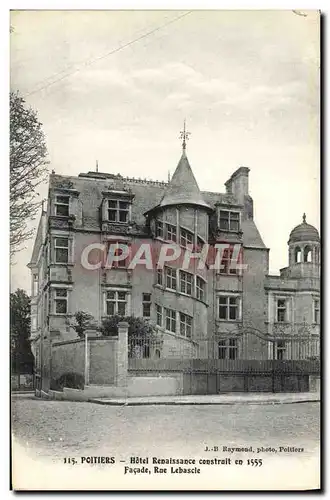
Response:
10,92,49,255
10,289,34,373
70,311,97,339
100,315,155,338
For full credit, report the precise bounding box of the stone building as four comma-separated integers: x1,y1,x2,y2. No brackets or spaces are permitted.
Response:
28,138,320,392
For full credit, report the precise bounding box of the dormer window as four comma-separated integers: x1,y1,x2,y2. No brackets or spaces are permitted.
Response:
108,200,129,223
219,210,240,232
55,195,70,216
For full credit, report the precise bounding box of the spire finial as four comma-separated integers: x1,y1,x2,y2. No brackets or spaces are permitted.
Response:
96,160,99,173
303,213,306,223
168,170,171,183
179,119,190,151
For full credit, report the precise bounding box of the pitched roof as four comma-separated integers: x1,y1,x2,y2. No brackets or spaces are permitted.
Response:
159,151,211,210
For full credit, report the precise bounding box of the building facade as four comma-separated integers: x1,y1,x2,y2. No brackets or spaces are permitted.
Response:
28,143,320,389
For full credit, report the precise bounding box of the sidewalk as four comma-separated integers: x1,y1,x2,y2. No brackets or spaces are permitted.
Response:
89,392,320,406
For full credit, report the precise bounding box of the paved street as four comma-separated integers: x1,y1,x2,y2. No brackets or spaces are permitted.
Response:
12,394,320,490
12,393,320,458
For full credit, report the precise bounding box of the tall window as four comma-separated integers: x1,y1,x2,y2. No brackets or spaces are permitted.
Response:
106,290,127,316
179,270,193,295
304,246,312,263
165,223,177,242
165,266,177,290
197,236,205,250
107,242,129,268
276,299,287,322
276,341,286,360
156,220,164,238
295,247,302,263
44,292,49,321
108,200,129,223
180,228,194,248
219,247,238,275
33,274,38,296
157,268,163,286
156,304,163,327
196,276,205,301
142,293,151,318
218,295,240,321
54,237,69,264
165,307,176,333
55,195,69,216
179,313,192,338
218,338,238,359
219,210,240,232
313,299,320,324
54,289,68,314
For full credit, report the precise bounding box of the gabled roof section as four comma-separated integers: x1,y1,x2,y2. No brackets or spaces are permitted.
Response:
159,151,211,210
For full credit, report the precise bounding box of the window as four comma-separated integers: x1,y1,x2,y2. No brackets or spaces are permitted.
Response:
165,307,176,333
54,289,68,314
179,270,193,295
165,223,177,242
157,268,163,286
276,299,287,322
228,338,238,359
197,236,205,250
295,247,302,263
44,292,49,321
219,210,240,232
106,290,127,316
156,304,163,327
276,341,286,360
165,266,177,290
219,247,238,275
218,295,240,321
218,338,238,359
304,246,312,263
33,274,38,296
196,276,205,301
108,199,129,223
180,228,194,248
31,316,37,330
54,237,69,264
142,293,151,318
107,242,129,268
218,339,227,359
156,220,164,238
179,313,192,338
55,195,69,216
313,299,320,324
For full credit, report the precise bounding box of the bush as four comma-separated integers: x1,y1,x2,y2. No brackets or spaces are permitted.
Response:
100,315,154,338
50,372,85,391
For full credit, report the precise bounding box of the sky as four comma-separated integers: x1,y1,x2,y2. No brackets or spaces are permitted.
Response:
10,9,320,292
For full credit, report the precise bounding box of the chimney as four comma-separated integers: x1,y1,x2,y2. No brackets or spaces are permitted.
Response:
225,166,250,205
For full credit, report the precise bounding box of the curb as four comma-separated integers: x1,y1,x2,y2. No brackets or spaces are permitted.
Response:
88,398,320,407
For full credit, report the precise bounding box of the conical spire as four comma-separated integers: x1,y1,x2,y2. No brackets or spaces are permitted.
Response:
159,150,211,209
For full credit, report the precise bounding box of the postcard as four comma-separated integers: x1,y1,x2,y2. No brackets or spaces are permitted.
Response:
10,9,320,491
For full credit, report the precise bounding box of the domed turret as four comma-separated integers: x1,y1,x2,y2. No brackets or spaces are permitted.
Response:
288,213,320,244
288,214,320,271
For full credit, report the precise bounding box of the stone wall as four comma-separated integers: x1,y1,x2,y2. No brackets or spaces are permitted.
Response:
51,336,117,386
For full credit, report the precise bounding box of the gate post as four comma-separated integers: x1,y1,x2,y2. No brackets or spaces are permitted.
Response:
117,322,129,387
272,340,276,393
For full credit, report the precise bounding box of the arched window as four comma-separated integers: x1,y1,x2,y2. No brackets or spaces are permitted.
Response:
295,247,302,263
154,349,161,359
304,246,312,263
315,247,320,264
